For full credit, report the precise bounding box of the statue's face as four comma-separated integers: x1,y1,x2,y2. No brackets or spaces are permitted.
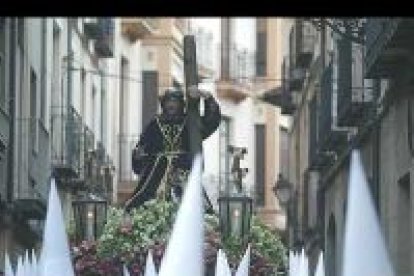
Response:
163,98,182,116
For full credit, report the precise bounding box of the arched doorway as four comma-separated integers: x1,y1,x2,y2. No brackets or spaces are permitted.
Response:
326,214,336,276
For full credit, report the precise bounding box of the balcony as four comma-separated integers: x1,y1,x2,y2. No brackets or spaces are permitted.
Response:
337,39,374,127
216,79,251,102
94,18,115,58
121,18,159,42
309,97,331,169
294,19,315,69
365,18,414,79
260,86,296,115
51,106,84,182
317,64,347,154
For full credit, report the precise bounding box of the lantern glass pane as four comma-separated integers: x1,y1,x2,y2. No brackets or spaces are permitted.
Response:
229,200,243,238
95,203,106,238
86,204,95,241
73,202,87,242
242,199,252,238
219,198,229,237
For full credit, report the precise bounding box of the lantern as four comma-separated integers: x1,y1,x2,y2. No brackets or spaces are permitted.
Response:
72,194,107,242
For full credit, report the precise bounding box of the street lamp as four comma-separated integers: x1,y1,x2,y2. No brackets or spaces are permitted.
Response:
273,173,293,206
72,194,108,242
218,193,253,244
218,145,252,244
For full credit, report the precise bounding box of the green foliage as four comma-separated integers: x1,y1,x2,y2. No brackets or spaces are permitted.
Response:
97,200,178,263
250,217,288,269
218,216,288,271
88,199,287,273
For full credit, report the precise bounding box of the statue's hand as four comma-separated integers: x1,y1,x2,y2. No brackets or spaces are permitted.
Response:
188,85,212,100
187,85,200,100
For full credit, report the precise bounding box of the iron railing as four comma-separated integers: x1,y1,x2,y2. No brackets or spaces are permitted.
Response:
318,64,347,155
364,18,414,78
337,39,374,127
51,106,84,178
217,43,256,83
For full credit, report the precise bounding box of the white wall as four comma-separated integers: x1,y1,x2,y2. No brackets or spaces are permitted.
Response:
106,19,143,202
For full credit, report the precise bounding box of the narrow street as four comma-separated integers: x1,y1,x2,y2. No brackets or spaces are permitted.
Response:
0,17,413,276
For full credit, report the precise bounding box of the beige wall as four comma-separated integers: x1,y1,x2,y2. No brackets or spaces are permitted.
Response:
256,18,287,230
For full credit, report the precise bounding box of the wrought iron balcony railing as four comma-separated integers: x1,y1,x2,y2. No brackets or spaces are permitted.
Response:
51,106,84,180
365,18,414,79
336,39,374,127
317,64,347,159
13,117,49,220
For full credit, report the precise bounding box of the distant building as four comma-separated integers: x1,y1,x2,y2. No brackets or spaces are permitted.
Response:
202,18,287,231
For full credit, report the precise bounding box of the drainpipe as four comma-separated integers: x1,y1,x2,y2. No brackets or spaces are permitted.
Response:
6,18,16,203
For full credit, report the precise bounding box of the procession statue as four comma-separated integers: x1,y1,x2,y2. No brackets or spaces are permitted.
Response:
124,86,221,212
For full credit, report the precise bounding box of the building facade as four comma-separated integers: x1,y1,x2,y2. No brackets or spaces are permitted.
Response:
277,18,414,276
0,17,155,268
201,17,287,231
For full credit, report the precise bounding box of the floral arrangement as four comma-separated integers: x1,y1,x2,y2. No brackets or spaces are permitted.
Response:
72,199,287,275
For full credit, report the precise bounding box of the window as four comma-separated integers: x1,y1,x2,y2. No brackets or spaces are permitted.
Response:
100,87,106,145
119,57,129,135
80,68,86,116
51,22,61,108
30,68,38,154
280,126,289,177
255,124,266,206
255,18,267,77
142,71,159,130
40,18,47,125
118,57,130,183
17,18,24,49
0,18,6,110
